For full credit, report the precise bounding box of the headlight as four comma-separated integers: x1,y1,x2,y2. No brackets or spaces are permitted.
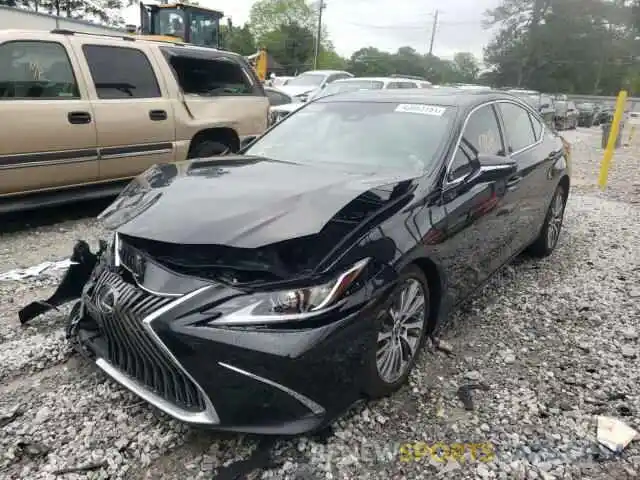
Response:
211,258,370,326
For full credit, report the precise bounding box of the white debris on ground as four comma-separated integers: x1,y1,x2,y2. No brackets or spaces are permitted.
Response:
0,260,77,282
0,126,639,480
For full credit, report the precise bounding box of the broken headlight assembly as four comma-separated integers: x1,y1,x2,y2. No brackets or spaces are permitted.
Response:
211,258,370,326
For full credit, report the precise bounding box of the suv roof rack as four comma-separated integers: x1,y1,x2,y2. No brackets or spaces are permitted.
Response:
51,28,136,42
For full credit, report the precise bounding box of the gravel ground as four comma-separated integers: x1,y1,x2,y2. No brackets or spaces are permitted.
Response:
1,126,639,480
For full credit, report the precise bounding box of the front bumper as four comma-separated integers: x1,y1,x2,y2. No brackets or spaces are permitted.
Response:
69,250,380,435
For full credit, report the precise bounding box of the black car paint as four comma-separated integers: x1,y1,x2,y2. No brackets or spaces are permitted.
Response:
26,91,569,435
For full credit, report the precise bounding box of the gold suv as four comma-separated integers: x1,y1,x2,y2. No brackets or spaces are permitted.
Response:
0,29,269,212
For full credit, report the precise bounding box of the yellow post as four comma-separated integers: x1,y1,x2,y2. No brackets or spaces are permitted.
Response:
255,49,267,82
598,90,628,190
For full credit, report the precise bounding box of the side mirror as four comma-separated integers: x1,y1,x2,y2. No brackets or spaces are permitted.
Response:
470,154,517,183
239,135,258,151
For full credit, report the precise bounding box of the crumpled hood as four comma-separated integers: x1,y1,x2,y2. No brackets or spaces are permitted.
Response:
100,157,419,249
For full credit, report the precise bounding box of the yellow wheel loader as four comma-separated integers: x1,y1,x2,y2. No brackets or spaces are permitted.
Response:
137,2,267,81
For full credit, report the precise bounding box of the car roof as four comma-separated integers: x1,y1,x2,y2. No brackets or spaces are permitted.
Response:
0,29,244,58
298,70,351,75
314,88,528,109
332,77,423,84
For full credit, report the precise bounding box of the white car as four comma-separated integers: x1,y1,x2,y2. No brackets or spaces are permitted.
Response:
278,70,353,102
269,76,434,125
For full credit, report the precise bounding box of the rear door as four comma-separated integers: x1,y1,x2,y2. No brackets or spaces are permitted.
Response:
70,39,176,181
0,35,98,195
495,100,557,249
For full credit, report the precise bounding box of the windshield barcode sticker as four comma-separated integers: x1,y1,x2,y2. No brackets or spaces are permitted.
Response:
395,104,446,116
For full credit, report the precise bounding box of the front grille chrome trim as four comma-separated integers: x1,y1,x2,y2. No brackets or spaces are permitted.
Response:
141,285,219,424
219,362,325,416
96,358,215,424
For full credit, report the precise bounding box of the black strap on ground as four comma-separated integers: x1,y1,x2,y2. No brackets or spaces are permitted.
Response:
18,240,99,325
213,437,280,480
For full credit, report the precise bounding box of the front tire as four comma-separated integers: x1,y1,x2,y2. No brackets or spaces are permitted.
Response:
363,266,430,399
527,184,567,257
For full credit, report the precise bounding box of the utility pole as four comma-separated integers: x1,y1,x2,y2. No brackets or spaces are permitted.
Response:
313,0,325,70
428,9,439,56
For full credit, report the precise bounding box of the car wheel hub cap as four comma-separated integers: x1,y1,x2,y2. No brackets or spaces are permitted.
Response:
376,278,426,384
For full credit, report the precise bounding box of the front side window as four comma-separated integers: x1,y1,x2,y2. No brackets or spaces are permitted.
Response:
245,101,456,173
82,45,160,99
462,105,505,156
0,41,79,99
498,102,536,153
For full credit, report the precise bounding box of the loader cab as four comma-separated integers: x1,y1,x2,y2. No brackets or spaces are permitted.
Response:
140,3,223,48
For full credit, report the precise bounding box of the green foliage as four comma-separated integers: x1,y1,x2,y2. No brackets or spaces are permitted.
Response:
248,0,317,42
484,0,640,95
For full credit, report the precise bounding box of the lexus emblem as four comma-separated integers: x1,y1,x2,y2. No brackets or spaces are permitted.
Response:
96,284,119,314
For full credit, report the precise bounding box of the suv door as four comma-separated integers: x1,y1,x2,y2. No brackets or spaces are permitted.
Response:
72,40,176,181
438,103,519,302
0,36,98,195
495,101,559,249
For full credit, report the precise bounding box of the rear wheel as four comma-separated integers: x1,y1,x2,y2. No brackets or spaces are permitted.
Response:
527,184,567,257
363,266,430,398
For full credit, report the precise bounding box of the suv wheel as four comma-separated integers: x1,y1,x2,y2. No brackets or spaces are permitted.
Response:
188,140,231,159
363,266,430,398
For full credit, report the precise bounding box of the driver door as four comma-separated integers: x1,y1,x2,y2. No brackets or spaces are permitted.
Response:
436,103,521,302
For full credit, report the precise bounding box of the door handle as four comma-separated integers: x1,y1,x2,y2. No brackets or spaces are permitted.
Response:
67,111,91,124
506,176,522,190
149,110,167,121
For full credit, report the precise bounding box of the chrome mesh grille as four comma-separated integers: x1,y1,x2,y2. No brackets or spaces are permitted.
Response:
85,270,207,412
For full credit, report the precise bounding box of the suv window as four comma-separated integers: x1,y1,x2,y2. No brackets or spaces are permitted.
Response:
0,41,79,99
463,104,505,156
166,55,255,96
498,102,536,153
82,45,160,99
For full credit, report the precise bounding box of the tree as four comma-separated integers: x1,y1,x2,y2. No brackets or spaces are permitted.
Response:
483,0,638,95
262,22,315,74
221,23,257,55
249,0,317,42
452,53,480,83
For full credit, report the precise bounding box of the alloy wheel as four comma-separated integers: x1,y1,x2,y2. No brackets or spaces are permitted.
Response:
547,187,566,249
376,278,426,384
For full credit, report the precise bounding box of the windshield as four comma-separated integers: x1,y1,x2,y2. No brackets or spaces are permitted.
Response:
286,74,326,87
245,101,455,173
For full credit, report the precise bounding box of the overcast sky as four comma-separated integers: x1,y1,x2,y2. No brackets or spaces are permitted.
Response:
126,0,499,61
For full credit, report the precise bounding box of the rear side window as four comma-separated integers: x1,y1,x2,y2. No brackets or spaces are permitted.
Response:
166,55,256,96
0,41,79,99
498,102,536,153
82,45,160,99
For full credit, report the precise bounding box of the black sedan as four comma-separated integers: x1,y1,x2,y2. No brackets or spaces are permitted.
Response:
20,89,570,435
